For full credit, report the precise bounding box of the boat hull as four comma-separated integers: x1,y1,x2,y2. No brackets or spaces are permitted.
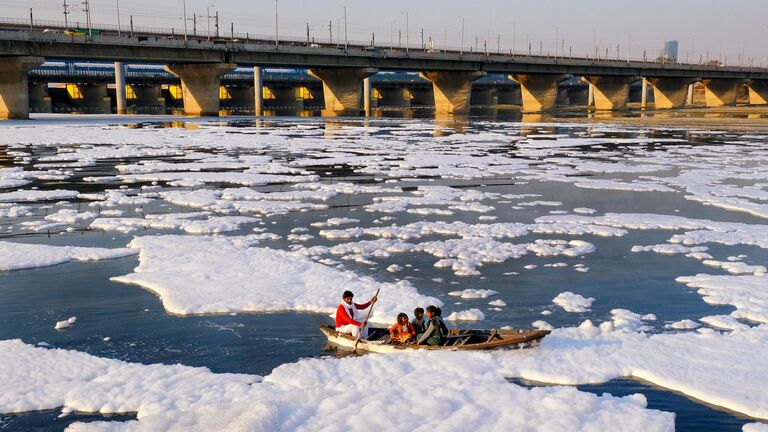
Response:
321,326,550,353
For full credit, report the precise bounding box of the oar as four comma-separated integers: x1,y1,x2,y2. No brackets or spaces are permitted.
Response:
352,288,380,354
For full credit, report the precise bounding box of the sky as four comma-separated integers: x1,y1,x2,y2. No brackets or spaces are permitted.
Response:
3,0,767,65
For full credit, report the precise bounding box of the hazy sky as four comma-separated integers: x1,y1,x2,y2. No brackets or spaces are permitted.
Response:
4,0,767,64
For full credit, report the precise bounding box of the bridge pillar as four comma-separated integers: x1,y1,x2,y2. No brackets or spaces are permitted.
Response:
420,71,486,115
497,87,521,105
222,85,255,114
375,88,412,107
747,80,768,105
78,84,111,114
641,79,649,109
470,87,497,106
164,63,237,116
114,62,127,114
581,76,638,110
307,67,378,116
363,77,372,116
0,56,44,120
29,82,52,114
701,79,741,107
254,66,263,116
128,85,165,114
645,77,698,109
508,73,569,112
409,87,435,106
269,86,305,109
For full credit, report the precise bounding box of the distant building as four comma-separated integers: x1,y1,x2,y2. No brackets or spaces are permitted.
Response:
660,40,679,62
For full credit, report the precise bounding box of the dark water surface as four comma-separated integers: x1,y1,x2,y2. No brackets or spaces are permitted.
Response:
1,112,767,431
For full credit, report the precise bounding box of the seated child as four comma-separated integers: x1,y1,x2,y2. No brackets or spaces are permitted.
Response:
389,312,416,344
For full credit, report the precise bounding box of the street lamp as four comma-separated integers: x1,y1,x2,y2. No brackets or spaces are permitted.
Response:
553,25,559,58
116,0,121,36
275,0,278,47
389,20,396,50
206,4,214,40
401,11,409,53
182,0,188,42
343,5,348,49
512,21,516,56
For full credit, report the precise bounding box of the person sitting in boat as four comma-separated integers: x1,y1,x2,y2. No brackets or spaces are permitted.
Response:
335,290,377,339
411,307,426,334
389,312,416,344
435,307,450,338
415,305,445,346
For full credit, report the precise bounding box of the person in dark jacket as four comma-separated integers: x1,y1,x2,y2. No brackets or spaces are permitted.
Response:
434,307,450,338
411,307,426,334
416,305,445,346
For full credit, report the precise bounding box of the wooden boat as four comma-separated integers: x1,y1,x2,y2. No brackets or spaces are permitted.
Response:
320,325,550,353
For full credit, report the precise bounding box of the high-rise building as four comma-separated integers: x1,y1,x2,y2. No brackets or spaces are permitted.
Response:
661,40,679,62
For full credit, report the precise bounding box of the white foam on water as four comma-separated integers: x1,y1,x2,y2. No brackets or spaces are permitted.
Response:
0,189,79,203
699,315,749,331
676,274,768,324
552,292,595,313
0,339,674,432
0,241,137,272
448,289,498,299
444,308,486,321
112,235,439,322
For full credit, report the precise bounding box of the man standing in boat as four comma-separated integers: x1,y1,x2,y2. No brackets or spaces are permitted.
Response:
336,290,377,339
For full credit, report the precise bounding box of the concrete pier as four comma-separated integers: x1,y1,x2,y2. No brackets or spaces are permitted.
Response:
747,80,768,105
254,66,263,116
128,85,165,114
164,63,237,116
307,67,378,115
375,88,412,107
0,56,44,119
701,79,741,107
221,85,255,113
646,77,698,109
582,76,638,110
28,82,52,113
114,62,127,114
470,88,497,106
509,74,569,112
419,71,486,115
497,87,521,105
77,84,111,114
363,77,372,116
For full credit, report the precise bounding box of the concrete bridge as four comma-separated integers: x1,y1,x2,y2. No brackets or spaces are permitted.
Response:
2,22,768,119
24,62,528,115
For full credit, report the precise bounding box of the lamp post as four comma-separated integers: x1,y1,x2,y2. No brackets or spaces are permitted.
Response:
344,5,348,50
182,0,188,42
512,22,516,56
553,25,559,58
390,20,396,50
116,0,122,36
274,0,278,47
206,5,214,40
405,12,409,52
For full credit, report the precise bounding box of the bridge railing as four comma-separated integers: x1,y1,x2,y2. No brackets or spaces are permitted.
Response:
2,15,763,70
